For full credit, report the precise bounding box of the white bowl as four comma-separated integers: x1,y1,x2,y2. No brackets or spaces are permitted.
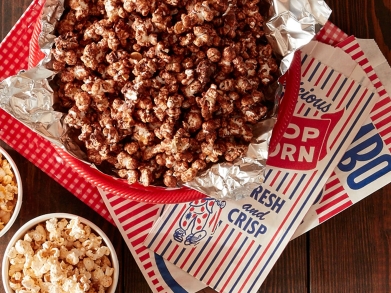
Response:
0,146,22,238
2,213,119,293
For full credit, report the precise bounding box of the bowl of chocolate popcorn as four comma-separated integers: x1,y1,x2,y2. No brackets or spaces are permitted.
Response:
0,146,22,238
35,0,293,202
2,213,119,293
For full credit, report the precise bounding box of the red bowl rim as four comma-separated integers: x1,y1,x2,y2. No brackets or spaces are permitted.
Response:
55,147,206,204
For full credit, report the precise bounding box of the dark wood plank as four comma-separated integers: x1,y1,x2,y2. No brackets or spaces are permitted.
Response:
257,236,308,293
0,0,32,39
309,193,391,293
326,0,391,60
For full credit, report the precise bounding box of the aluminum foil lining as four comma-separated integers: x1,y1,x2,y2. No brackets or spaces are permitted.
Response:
0,0,331,200
266,0,332,73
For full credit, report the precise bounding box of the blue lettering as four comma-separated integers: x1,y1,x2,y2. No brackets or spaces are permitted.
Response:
299,83,331,112
347,154,391,189
338,123,383,172
259,189,270,204
227,209,267,236
254,223,267,237
247,219,258,234
250,186,263,201
250,187,286,214
305,94,316,103
242,204,270,220
264,193,275,208
271,197,286,213
228,208,239,223
228,209,245,228
242,215,252,231
336,122,391,189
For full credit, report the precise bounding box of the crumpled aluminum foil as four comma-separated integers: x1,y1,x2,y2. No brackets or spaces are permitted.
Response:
0,0,331,200
266,0,331,73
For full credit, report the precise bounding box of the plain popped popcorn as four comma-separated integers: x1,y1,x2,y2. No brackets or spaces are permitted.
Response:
0,153,18,231
6,217,114,293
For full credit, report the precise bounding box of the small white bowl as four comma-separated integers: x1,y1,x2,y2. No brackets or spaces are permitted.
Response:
2,213,119,293
0,146,22,238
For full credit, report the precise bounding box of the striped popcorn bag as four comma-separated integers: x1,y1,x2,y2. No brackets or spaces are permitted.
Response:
293,35,391,237
144,25,391,293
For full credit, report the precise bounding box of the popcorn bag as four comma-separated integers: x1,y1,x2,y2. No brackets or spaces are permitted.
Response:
99,189,209,293
294,36,391,237
139,26,391,292
144,36,385,292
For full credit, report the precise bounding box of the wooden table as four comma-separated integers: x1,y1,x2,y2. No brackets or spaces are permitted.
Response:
1,0,391,292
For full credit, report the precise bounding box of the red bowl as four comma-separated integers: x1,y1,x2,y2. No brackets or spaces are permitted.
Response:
30,0,301,203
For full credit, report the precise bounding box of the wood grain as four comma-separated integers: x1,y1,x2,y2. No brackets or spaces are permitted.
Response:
327,0,391,60
309,195,388,293
1,0,391,292
0,0,31,38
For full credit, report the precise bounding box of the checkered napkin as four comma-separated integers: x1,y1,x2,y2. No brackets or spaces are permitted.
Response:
0,0,112,223
0,0,43,81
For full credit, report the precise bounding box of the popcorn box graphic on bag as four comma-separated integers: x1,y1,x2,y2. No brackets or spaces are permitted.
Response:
144,44,379,293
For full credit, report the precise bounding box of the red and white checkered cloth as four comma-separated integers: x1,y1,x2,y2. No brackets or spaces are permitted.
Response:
315,21,349,45
0,108,113,222
0,0,44,80
0,0,113,223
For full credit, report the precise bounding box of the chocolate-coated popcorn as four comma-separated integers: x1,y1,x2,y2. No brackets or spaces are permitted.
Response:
55,0,279,186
